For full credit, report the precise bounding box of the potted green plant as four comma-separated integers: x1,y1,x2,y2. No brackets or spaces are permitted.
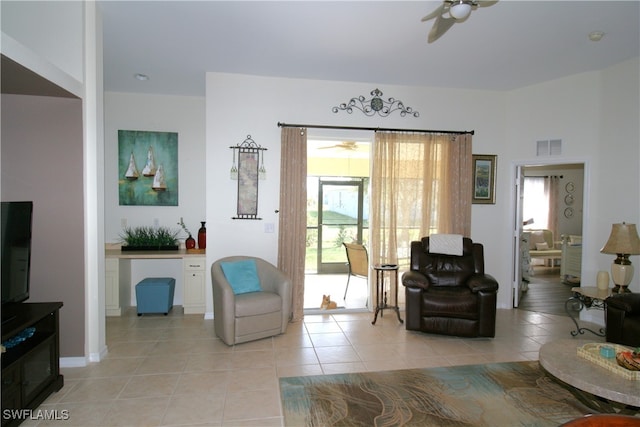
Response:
120,226,179,251
177,217,196,249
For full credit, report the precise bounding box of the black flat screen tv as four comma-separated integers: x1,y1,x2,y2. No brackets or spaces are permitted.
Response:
1,201,33,306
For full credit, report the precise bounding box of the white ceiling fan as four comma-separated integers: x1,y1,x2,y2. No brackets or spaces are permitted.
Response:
422,0,498,43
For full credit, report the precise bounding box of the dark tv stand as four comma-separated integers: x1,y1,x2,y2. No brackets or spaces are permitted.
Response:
1,302,64,427
1,315,17,326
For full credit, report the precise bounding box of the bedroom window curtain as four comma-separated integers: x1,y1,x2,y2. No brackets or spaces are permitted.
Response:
523,175,560,240
370,131,472,268
523,177,547,229
546,176,560,244
277,127,307,322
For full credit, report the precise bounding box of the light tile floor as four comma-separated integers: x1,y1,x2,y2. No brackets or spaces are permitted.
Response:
27,307,604,426
303,274,370,311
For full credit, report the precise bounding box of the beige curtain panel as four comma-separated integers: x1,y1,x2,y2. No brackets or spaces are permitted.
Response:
546,176,560,244
371,132,472,268
277,127,307,322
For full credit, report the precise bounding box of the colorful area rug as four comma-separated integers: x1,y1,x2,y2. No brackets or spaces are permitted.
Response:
279,361,599,426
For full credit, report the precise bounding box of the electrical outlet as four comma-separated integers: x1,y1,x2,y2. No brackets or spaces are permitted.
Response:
153,218,159,228
121,218,127,228
264,223,275,233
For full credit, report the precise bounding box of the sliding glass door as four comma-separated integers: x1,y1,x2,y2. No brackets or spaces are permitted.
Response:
306,177,368,274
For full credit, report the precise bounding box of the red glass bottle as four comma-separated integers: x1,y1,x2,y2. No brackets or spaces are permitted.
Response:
198,222,206,249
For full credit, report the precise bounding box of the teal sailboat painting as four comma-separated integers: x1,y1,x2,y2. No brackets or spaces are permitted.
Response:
125,152,139,180
118,130,178,206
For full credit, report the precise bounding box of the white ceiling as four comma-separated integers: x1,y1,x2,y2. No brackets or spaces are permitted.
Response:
99,1,640,97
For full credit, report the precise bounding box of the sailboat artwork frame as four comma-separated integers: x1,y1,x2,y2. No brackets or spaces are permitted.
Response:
118,130,179,206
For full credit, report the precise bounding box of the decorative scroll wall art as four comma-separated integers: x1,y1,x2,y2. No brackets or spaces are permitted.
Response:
230,135,267,219
332,88,419,117
118,130,178,206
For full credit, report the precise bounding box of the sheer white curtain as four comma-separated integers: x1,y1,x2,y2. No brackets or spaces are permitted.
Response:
546,176,560,241
523,177,548,229
370,131,472,268
523,176,561,240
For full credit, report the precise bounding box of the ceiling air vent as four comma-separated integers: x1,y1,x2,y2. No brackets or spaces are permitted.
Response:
536,139,562,156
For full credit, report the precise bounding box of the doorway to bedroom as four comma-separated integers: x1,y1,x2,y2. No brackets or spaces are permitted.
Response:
514,162,585,316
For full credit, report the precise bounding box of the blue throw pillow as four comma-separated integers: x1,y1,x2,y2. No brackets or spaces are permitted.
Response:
220,259,262,294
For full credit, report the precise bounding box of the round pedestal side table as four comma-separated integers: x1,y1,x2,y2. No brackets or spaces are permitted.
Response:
371,264,403,325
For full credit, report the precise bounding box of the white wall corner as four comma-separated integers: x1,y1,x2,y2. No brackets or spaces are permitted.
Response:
60,356,89,368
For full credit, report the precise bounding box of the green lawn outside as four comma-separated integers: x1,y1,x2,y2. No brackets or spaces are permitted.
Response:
306,211,369,271
307,210,368,226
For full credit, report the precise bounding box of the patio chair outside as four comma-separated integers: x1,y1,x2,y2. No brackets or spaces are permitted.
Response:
343,242,369,300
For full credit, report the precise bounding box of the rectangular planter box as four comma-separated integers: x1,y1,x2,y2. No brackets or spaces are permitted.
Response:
121,245,179,251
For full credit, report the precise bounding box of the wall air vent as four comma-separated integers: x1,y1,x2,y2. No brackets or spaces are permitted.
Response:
536,139,562,156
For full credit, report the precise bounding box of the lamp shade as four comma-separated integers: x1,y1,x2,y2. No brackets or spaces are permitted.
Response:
450,1,472,20
601,223,640,255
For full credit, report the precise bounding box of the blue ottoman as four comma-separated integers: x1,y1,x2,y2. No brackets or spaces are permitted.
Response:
135,277,175,316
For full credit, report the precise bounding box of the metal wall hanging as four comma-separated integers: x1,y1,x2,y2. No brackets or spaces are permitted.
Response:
332,88,420,117
229,135,267,220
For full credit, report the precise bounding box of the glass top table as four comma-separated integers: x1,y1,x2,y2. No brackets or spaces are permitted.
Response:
565,286,613,337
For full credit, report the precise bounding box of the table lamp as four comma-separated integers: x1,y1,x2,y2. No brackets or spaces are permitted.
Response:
600,222,640,293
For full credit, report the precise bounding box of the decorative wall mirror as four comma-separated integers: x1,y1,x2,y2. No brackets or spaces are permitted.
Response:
230,135,266,220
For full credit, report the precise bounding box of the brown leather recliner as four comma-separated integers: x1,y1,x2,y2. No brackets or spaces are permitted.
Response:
605,293,640,347
402,237,499,338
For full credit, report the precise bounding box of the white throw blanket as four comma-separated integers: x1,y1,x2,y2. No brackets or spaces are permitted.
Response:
429,234,463,256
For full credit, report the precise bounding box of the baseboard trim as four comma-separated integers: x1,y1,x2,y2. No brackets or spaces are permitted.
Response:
60,356,87,368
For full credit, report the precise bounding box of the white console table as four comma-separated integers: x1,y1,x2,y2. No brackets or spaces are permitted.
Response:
105,249,206,316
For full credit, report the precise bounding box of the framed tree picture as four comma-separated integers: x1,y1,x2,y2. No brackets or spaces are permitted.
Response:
472,154,497,204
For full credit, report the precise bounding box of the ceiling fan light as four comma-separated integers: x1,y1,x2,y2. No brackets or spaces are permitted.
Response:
588,31,605,42
450,1,472,20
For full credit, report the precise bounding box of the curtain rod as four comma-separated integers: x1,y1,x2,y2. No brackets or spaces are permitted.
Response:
277,122,474,136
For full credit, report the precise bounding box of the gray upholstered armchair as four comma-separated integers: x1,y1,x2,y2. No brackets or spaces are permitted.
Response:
211,256,292,345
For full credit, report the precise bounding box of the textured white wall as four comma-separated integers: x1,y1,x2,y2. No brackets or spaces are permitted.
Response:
507,59,640,297
103,92,206,241
104,92,206,305
204,73,507,315
1,1,102,361
1,1,84,83
205,60,639,314
103,58,639,317
2,95,85,357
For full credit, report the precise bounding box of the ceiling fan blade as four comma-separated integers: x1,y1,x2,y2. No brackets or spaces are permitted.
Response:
428,15,456,43
477,0,499,7
319,141,359,151
421,4,445,22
